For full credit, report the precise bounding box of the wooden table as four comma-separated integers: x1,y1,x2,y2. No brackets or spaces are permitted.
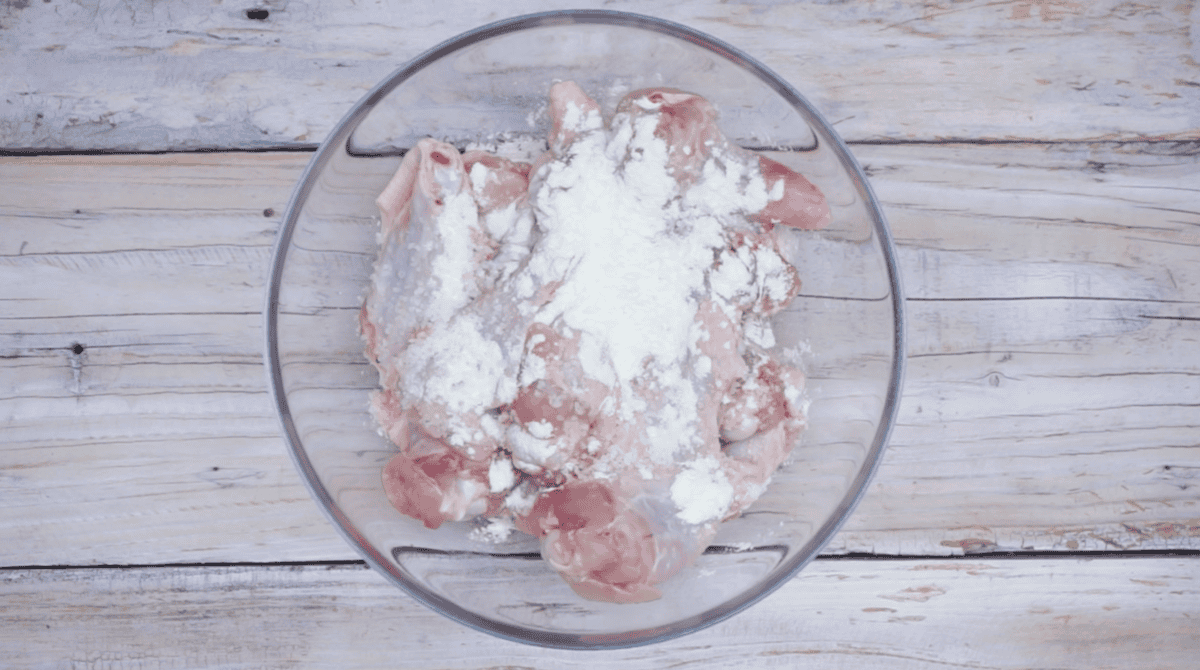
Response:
3,1,1198,667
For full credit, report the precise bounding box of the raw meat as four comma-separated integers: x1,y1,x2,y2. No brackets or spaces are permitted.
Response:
362,81,829,603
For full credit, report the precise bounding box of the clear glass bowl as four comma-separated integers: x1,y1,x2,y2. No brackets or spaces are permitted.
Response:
265,9,905,649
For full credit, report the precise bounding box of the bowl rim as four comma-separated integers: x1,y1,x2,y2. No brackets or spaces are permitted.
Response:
264,8,906,650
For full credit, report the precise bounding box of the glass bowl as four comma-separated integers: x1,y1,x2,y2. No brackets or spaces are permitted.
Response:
265,9,904,649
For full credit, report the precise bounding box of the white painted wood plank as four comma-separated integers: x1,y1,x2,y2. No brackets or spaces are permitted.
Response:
1,144,1197,567
829,141,1200,555
3,0,1198,151
1,557,1197,668
0,154,353,564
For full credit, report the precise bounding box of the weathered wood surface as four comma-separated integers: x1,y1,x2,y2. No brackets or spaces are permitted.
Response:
3,557,1197,668
3,143,1197,567
5,2,1199,660
3,0,1199,152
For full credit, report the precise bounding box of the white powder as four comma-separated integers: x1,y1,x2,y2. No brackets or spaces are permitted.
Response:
465,133,548,164
469,516,515,543
530,118,723,387
468,162,491,198
518,351,546,386
559,99,602,139
426,189,480,322
744,319,776,349
488,455,515,493
525,419,554,439
670,456,734,524
400,313,511,445
514,99,784,464
506,423,558,468
684,153,769,217
768,176,786,202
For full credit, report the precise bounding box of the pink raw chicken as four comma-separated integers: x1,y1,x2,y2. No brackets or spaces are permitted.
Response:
362,81,829,603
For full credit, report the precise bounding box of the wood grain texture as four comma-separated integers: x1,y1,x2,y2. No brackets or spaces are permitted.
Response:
827,141,1200,555
0,153,353,564
2,144,1197,566
3,0,1198,152
2,557,1197,669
